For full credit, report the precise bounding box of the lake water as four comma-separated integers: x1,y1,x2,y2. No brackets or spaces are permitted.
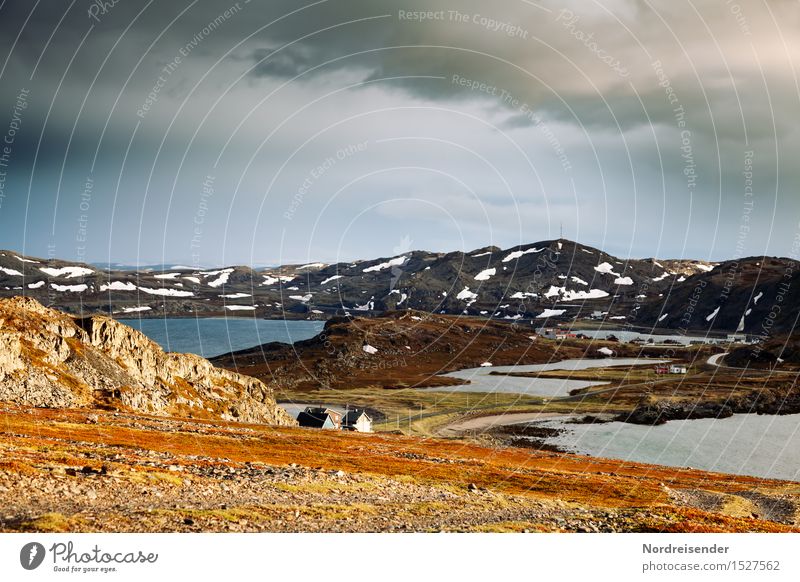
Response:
573,329,719,345
536,414,800,482
119,317,325,358
422,358,668,397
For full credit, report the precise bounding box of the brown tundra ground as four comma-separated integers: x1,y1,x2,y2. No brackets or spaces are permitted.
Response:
1,405,798,533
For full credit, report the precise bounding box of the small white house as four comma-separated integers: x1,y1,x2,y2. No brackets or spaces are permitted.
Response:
536,327,572,340
669,364,688,374
342,409,372,433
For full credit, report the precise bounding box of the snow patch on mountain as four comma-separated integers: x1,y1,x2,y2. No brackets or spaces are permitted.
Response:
138,287,194,297
502,247,543,262
594,262,619,276
51,283,88,293
122,306,151,313
536,309,566,318
474,268,496,281
202,269,234,288
545,286,610,301
100,281,137,292
510,291,537,299
456,287,478,301
363,256,407,273
40,266,94,278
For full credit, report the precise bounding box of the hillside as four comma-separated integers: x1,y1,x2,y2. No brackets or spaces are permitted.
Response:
3,242,794,334
0,297,293,425
726,333,800,367
209,310,668,392
0,241,715,324
636,256,800,336
0,405,797,533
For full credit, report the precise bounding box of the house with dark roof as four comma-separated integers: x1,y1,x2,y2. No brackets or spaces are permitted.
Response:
342,409,372,433
297,407,342,430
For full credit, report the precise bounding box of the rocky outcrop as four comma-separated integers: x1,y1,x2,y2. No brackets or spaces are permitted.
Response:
620,401,735,425
0,297,294,425
620,385,800,425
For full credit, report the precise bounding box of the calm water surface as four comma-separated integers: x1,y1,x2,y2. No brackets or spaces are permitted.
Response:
423,358,668,397
536,414,800,481
119,317,324,358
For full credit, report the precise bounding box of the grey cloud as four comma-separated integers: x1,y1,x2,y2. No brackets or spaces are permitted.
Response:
0,0,798,264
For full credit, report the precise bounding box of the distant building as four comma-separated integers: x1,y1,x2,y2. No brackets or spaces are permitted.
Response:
669,364,688,374
536,327,574,340
654,365,669,375
297,407,342,430
727,333,747,344
342,409,373,433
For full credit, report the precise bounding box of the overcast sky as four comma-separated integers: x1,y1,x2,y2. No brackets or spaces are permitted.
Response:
0,0,797,267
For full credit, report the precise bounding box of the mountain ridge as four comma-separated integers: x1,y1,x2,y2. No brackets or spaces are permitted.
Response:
1,240,795,335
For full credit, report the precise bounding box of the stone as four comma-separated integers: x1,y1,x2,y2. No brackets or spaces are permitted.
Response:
0,297,295,426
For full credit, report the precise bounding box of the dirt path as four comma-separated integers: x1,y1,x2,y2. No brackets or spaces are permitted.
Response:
437,411,575,437
707,352,728,367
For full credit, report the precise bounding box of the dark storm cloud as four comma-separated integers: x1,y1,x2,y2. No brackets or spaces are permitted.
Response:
0,0,798,264
249,46,317,78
